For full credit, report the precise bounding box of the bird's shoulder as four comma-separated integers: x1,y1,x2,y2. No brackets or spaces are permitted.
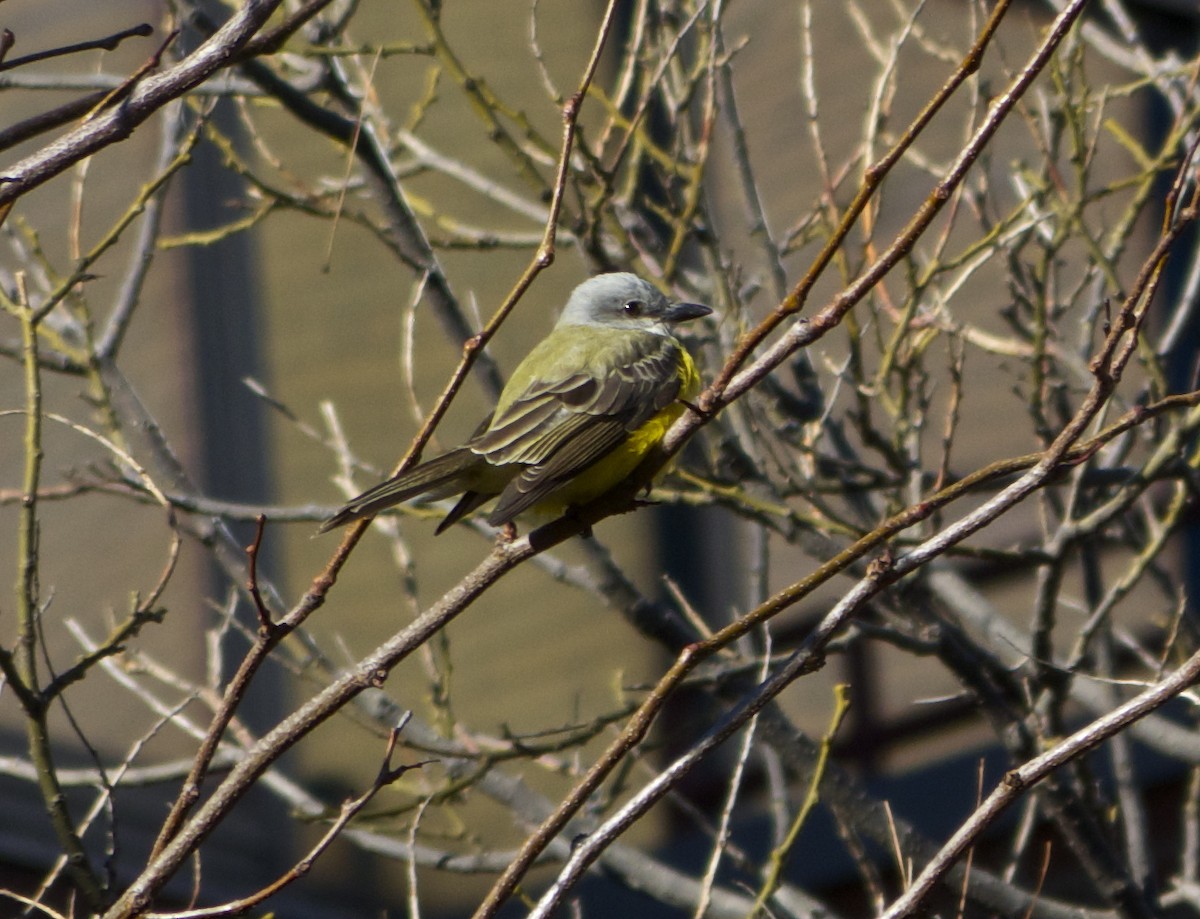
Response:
469,327,684,461
495,326,680,416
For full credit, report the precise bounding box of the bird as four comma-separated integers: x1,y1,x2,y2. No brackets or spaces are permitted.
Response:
319,273,711,535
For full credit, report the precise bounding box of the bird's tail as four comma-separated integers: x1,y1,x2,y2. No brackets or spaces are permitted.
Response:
318,448,479,532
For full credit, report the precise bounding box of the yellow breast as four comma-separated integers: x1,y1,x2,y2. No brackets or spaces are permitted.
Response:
530,348,700,517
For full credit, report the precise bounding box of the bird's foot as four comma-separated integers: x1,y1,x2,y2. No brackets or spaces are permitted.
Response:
562,505,594,539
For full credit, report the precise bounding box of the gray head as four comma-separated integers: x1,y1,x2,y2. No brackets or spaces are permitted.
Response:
556,273,710,333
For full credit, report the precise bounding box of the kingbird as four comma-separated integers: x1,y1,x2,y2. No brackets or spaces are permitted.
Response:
320,273,711,534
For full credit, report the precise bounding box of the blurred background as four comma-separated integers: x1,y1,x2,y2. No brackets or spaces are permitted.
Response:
2,1,1199,916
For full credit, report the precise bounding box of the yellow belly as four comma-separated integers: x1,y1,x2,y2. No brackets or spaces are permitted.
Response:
533,405,682,517
529,353,699,518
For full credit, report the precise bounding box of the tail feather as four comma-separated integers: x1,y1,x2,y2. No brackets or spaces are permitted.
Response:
319,448,479,532
434,490,493,535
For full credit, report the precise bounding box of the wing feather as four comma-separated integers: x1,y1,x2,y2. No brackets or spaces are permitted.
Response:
472,332,684,524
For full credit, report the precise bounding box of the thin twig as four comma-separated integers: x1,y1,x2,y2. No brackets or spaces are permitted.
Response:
882,647,1200,918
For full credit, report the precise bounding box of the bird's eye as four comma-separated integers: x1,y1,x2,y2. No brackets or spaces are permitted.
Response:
623,299,644,316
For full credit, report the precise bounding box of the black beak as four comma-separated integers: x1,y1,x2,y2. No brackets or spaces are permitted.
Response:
665,301,712,324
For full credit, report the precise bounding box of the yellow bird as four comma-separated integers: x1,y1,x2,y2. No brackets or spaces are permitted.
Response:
320,273,710,534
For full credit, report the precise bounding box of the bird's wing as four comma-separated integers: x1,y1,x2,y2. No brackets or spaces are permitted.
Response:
471,334,683,522
472,335,680,463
